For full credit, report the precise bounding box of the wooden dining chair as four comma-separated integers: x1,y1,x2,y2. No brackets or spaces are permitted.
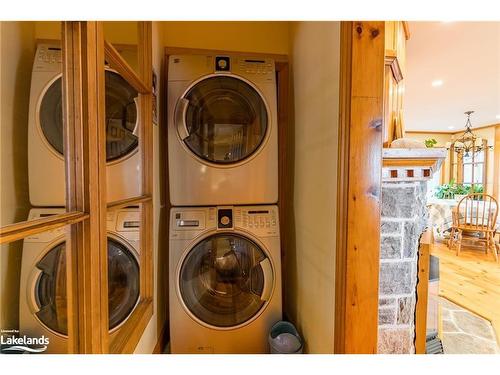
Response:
448,193,499,262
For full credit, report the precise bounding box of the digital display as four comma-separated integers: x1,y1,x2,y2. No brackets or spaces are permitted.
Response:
123,221,140,228
245,59,265,63
248,210,269,214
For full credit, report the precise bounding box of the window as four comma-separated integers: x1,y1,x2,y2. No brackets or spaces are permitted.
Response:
450,138,488,192
462,148,486,190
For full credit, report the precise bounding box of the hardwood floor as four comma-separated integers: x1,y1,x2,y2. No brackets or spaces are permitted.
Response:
430,239,500,344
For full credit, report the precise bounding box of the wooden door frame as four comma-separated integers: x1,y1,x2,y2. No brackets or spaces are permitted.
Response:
335,21,385,354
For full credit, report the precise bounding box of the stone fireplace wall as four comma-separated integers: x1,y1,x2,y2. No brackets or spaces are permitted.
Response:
378,180,428,354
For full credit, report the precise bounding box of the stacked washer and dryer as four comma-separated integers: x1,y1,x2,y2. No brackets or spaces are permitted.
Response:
20,42,143,353
167,54,282,353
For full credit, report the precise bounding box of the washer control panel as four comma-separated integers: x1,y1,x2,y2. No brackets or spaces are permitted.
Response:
237,59,274,75
170,206,279,239
235,206,279,237
33,43,62,72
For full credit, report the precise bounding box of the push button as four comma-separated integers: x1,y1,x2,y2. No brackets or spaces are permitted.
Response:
217,208,233,229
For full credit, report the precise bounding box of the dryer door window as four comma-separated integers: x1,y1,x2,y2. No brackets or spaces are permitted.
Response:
179,76,268,164
39,70,138,162
34,238,140,335
179,233,273,328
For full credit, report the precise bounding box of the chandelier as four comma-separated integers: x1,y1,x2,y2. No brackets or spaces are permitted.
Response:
451,111,493,157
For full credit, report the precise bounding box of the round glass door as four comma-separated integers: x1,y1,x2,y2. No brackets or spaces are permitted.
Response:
179,233,273,328
178,75,268,164
39,70,139,162
34,238,140,335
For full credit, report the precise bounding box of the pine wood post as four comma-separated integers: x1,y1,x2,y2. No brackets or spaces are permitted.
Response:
335,21,384,354
62,21,109,354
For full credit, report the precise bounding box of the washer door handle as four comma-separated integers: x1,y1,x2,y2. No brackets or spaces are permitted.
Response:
259,258,273,301
131,96,140,137
175,97,190,140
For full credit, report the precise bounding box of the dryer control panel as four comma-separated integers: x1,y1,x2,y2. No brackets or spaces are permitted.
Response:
168,54,276,84
24,208,66,243
33,43,62,72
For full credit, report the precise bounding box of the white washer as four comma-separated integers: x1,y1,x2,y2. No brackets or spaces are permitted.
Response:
19,207,141,353
167,54,278,206
169,205,282,353
28,42,141,206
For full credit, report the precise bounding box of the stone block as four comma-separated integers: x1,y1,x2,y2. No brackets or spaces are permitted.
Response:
381,185,418,219
381,236,402,259
379,262,414,295
378,328,414,354
379,298,396,307
397,296,416,325
379,308,396,326
403,221,419,259
381,220,401,234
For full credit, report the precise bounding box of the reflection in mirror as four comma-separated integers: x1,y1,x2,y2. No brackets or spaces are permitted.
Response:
103,21,141,203
1,21,67,226
0,220,69,354
107,204,142,343
103,21,139,74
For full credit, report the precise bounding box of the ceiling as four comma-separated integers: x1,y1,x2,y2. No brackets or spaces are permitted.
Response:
404,22,500,132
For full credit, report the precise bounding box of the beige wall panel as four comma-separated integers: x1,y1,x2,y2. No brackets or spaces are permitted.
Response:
287,21,340,354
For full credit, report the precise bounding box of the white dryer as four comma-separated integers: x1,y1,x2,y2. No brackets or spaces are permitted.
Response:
167,54,278,206
19,207,141,353
169,205,282,353
28,42,141,206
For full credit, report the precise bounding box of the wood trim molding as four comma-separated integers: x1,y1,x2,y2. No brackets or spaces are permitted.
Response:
415,229,431,354
109,298,153,353
0,212,88,244
402,21,411,40
494,126,500,199
335,21,384,354
104,40,150,94
276,61,290,316
106,195,152,210
406,130,453,135
385,50,403,83
406,122,500,135
334,21,352,354
62,21,109,354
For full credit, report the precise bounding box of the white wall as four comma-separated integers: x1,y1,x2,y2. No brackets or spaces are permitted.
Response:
0,21,36,331
286,22,340,353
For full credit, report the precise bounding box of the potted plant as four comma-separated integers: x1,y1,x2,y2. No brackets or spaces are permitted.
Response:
424,138,438,148
434,179,472,200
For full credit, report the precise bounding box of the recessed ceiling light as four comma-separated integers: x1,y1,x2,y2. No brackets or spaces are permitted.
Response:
448,126,455,130
431,80,443,87
496,114,500,119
